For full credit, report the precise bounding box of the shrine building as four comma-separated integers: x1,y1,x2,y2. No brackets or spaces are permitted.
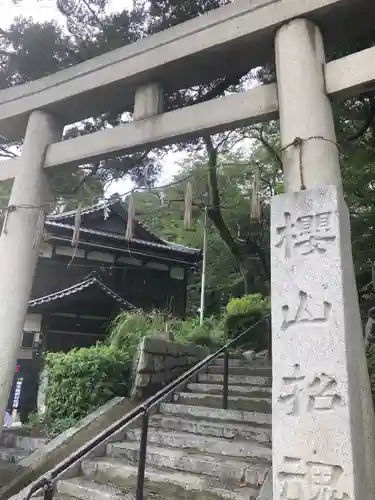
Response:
10,198,201,420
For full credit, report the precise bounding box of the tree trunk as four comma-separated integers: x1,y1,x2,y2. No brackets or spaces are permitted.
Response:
203,135,270,292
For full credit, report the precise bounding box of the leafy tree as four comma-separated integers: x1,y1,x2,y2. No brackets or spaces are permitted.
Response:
5,0,375,309
136,144,280,311
0,4,162,198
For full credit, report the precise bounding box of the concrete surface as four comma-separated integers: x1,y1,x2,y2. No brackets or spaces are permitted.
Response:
275,19,341,192
132,337,209,401
1,397,134,500
0,0,373,139
0,111,62,430
1,42,375,182
271,187,375,500
23,355,274,500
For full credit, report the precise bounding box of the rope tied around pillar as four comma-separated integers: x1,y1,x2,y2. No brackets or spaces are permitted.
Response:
281,135,341,191
1,204,16,234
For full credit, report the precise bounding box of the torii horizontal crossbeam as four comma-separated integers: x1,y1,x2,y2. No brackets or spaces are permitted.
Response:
0,43,375,182
0,0,373,141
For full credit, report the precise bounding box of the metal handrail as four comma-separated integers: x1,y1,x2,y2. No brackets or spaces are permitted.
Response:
24,315,270,500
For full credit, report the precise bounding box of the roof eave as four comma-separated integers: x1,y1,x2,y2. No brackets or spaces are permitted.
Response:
45,222,201,262
29,276,136,311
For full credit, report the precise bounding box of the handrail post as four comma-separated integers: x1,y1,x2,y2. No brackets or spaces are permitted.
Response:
22,320,267,500
43,482,54,500
223,348,229,409
136,410,149,500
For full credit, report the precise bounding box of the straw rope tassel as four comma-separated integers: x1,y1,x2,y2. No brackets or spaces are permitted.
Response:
33,209,45,249
184,181,193,230
71,204,82,247
2,205,15,235
126,192,135,240
250,166,261,221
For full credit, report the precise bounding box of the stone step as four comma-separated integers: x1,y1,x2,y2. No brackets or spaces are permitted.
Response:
107,442,270,482
149,414,272,444
57,478,145,500
33,497,68,500
125,428,272,459
0,460,24,488
212,358,271,369
159,403,272,426
0,434,47,452
198,373,272,387
0,446,28,463
207,366,272,377
79,459,260,500
187,383,272,397
211,358,248,367
173,392,272,413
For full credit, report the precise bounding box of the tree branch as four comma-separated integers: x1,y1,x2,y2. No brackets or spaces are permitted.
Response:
204,135,243,260
346,97,375,142
191,71,248,107
247,126,283,169
81,0,106,30
204,134,270,280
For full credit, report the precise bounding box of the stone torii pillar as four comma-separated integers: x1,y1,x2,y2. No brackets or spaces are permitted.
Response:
272,18,375,500
0,110,62,424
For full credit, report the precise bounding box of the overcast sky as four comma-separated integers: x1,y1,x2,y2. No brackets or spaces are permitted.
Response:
0,0,131,27
0,0,183,196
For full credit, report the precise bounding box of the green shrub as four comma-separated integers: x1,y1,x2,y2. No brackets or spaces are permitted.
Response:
172,316,225,348
225,293,270,350
36,309,228,437
226,293,270,317
109,310,226,350
43,345,132,436
108,310,165,352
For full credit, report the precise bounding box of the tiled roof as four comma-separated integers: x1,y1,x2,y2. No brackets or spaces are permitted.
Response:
29,275,136,310
48,199,118,221
47,199,200,257
48,198,162,242
45,220,200,256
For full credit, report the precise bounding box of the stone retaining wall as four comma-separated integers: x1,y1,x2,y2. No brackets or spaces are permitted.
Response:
131,337,209,401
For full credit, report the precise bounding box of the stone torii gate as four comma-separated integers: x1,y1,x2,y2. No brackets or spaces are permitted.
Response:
0,0,374,498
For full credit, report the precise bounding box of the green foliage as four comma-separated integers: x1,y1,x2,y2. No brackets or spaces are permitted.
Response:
225,293,270,350
43,345,132,436
38,310,227,436
137,152,273,313
109,309,225,350
107,310,165,352
172,316,225,348
226,293,270,318
4,1,375,307
37,311,165,437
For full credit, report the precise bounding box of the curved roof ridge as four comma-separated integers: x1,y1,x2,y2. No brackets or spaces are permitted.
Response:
29,274,136,310
47,197,119,221
44,220,201,256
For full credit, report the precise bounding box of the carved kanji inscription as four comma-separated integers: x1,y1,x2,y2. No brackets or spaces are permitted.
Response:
278,457,350,500
278,364,343,415
275,211,336,259
281,290,331,331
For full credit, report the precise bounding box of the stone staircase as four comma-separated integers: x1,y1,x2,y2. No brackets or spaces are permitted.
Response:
0,430,47,487
52,354,273,500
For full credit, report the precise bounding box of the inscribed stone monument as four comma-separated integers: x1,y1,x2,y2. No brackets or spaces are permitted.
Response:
271,186,375,500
